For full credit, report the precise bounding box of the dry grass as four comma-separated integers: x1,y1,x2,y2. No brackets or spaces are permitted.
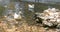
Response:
0,18,59,32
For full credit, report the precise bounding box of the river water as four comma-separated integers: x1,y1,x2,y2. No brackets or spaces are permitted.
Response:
0,0,24,19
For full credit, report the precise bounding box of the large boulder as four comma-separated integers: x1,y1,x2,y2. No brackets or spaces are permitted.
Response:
34,8,60,28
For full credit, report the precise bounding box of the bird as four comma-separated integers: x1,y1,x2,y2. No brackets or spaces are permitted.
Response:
14,13,19,19
28,4,34,8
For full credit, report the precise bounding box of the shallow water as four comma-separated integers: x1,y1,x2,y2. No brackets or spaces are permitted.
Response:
0,0,24,19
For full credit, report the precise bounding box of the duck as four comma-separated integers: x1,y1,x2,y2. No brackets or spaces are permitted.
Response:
14,13,19,19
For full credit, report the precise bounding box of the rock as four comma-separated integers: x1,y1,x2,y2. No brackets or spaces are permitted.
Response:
34,8,60,28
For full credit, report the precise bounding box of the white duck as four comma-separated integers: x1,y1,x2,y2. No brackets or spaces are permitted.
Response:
28,4,34,8
14,13,19,19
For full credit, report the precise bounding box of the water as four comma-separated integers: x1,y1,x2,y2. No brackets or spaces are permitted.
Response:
0,0,24,19
21,0,60,4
